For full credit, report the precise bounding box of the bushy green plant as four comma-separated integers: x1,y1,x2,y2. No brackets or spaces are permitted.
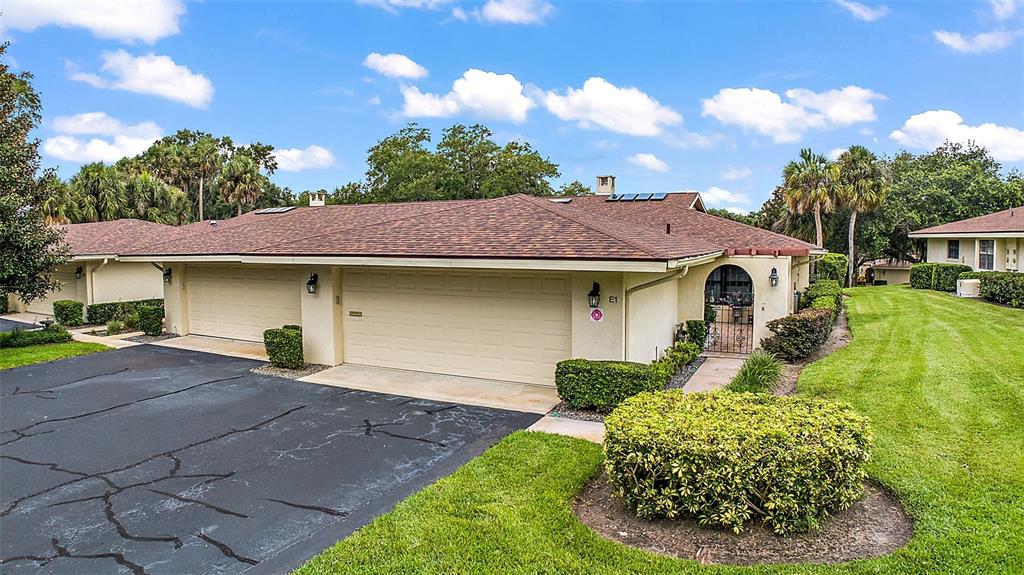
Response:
650,341,701,385
803,279,842,309
816,253,849,283
726,350,783,393
933,263,973,292
909,262,935,289
811,295,839,319
283,324,302,332
703,301,716,325
138,305,163,336
105,319,126,334
86,298,164,325
53,299,84,326
960,271,1024,308
761,307,835,361
604,391,872,534
0,324,72,348
122,311,140,330
264,327,304,369
0,293,8,314
555,359,658,412
683,319,707,349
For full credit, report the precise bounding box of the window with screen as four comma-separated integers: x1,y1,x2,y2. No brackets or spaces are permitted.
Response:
947,239,959,259
979,240,995,270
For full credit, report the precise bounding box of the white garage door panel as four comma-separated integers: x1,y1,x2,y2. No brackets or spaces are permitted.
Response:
27,269,78,314
187,267,301,342
343,270,571,386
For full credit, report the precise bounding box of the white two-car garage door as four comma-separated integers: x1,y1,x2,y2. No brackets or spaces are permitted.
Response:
343,269,571,386
186,266,301,342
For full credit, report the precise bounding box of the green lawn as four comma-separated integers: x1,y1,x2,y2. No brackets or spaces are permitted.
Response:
297,286,1024,574
0,341,111,369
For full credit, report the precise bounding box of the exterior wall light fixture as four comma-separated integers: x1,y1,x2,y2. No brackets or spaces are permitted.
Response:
163,268,172,284
769,267,780,287
306,273,319,294
588,282,601,308
75,266,83,279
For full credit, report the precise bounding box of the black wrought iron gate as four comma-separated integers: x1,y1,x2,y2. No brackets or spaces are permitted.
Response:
706,297,754,354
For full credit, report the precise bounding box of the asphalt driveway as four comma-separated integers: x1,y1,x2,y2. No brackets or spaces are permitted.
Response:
0,318,36,333
0,345,540,574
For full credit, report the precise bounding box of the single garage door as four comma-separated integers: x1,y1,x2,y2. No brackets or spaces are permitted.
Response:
343,269,571,386
186,266,301,341
26,268,78,314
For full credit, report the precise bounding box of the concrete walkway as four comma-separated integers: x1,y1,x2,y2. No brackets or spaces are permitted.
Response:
300,364,560,415
528,416,605,443
683,355,746,392
151,334,270,361
71,330,143,349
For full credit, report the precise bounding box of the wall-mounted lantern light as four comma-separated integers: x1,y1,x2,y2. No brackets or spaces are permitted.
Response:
306,273,319,294
163,268,172,284
74,266,83,279
769,267,779,287
587,282,601,308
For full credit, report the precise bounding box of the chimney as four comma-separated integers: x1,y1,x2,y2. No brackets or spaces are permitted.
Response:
309,192,326,207
596,175,616,195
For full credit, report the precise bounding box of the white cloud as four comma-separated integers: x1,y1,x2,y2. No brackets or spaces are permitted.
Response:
677,186,751,211
833,0,889,21
628,153,669,172
1,0,184,43
480,0,554,24
890,110,1024,162
990,0,1018,20
933,29,1018,54
701,86,884,143
43,112,161,163
401,68,534,122
363,52,428,79
828,147,848,160
356,0,453,14
368,95,382,105
69,50,214,108
544,77,682,137
274,145,337,171
451,6,469,20
721,166,752,180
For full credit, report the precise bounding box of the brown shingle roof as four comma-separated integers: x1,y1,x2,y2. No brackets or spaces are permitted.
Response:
910,206,1024,235
119,192,815,261
58,220,175,256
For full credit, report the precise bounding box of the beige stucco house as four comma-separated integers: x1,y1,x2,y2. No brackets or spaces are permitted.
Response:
909,206,1023,273
8,220,169,316
859,259,913,285
113,191,820,386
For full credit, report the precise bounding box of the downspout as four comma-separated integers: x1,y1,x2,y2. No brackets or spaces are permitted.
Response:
623,266,689,361
87,258,109,305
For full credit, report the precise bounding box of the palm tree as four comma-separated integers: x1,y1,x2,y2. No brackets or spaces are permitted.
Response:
71,163,126,222
835,145,889,286
40,174,77,224
192,135,222,221
219,155,263,216
781,149,836,248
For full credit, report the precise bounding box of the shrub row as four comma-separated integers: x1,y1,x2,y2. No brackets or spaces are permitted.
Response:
959,271,1024,308
556,340,701,412
138,306,164,335
264,325,304,369
86,298,163,325
604,391,873,535
761,307,835,361
815,253,849,283
0,293,8,315
53,300,84,326
0,324,73,349
802,279,842,309
910,262,973,292
726,350,784,393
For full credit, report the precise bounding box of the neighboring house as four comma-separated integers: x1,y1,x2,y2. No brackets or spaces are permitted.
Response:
909,206,1023,273
107,191,820,386
859,259,913,285
8,220,171,315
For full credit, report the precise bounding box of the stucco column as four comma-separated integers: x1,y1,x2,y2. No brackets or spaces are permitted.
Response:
163,263,188,335
570,272,625,361
299,265,342,365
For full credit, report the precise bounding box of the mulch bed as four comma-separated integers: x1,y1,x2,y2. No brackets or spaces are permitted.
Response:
126,333,181,343
575,471,912,565
549,356,708,422
775,309,852,396
251,363,330,379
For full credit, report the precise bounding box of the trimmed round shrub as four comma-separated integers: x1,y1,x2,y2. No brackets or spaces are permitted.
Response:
604,391,872,535
555,359,659,412
138,305,163,336
760,307,835,361
264,327,304,369
816,253,849,283
53,299,84,326
802,279,842,309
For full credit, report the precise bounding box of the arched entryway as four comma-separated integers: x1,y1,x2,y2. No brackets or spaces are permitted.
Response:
704,264,754,354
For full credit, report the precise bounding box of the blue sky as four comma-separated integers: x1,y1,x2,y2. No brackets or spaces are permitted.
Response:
5,0,1023,214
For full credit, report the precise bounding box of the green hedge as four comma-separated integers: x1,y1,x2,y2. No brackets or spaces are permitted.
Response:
0,324,73,348
138,305,163,336
604,391,872,534
53,300,84,326
726,349,783,393
959,271,1024,308
556,341,700,411
811,295,839,320
86,298,163,325
0,293,8,314
816,253,849,283
761,307,835,361
682,319,707,349
803,279,842,309
910,263,973,292
264,327,304,369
